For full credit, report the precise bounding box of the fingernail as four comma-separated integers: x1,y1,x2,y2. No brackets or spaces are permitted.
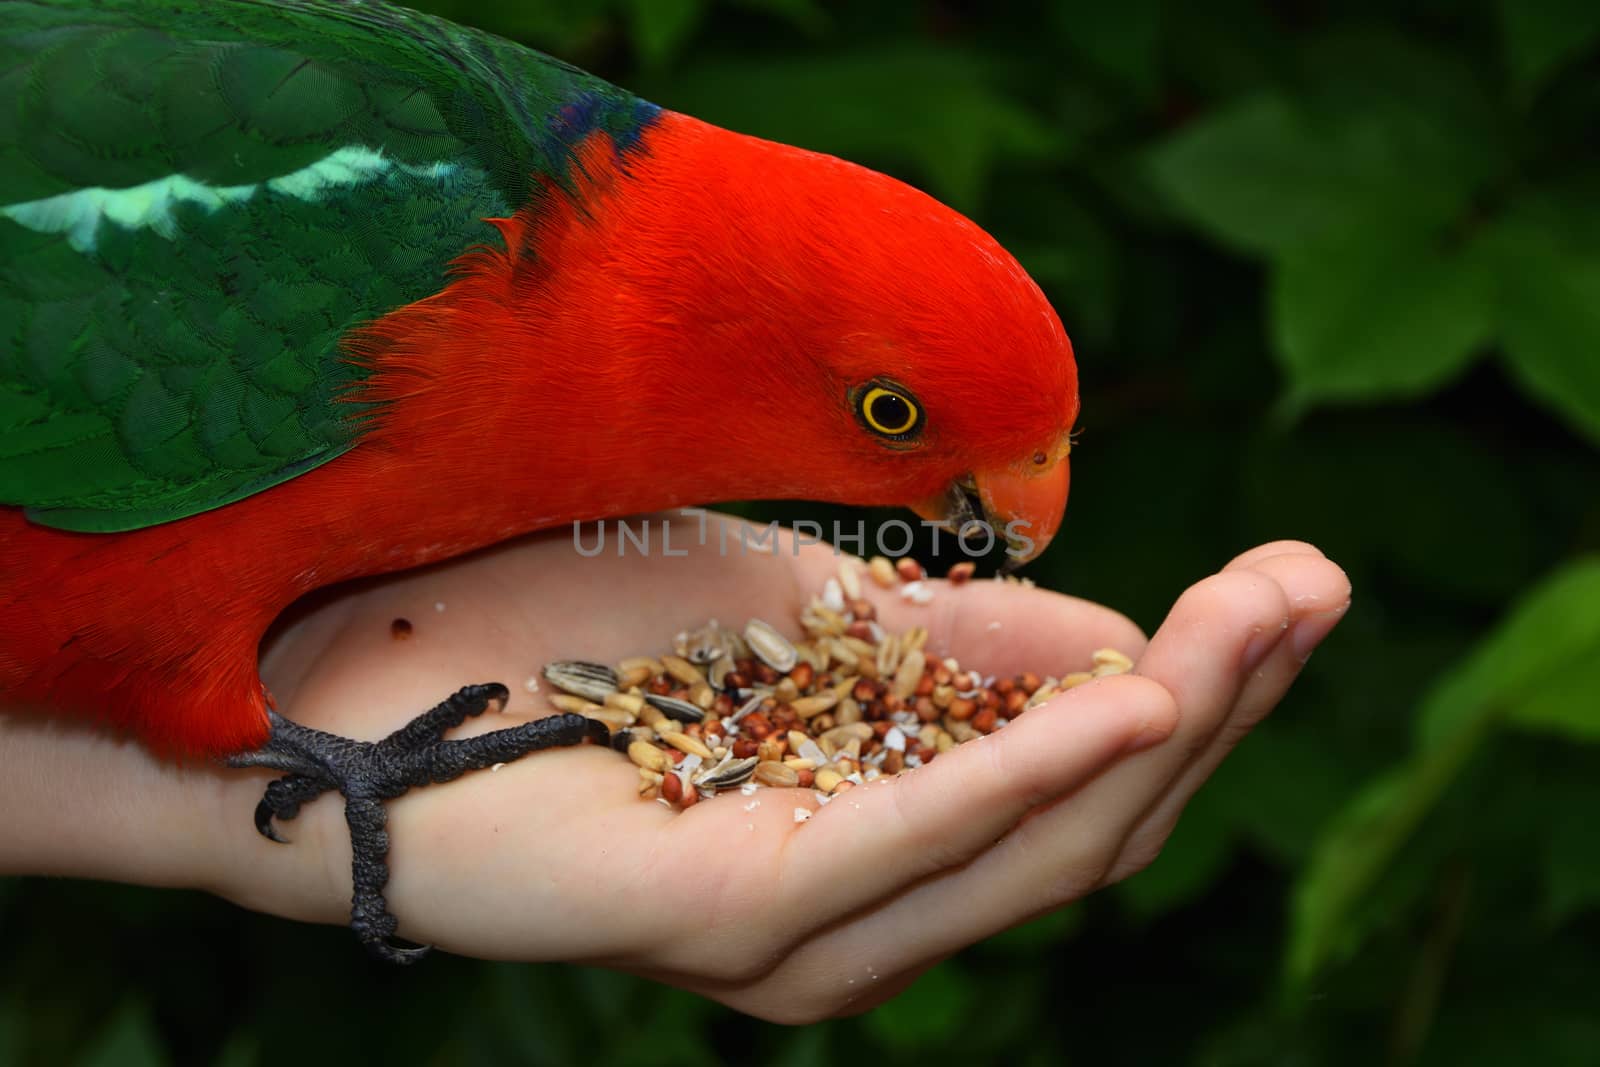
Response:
1241,622,1286,672
1291,605,1348,663
1123,720,1172,754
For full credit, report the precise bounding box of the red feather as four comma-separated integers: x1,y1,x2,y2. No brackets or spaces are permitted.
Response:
0,112,1076,759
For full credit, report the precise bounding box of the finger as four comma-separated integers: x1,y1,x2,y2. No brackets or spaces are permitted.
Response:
1103,554,1350,879
772,672,1177,928
752,566,1296,978
1222,540,1325,571
831,568,1151,675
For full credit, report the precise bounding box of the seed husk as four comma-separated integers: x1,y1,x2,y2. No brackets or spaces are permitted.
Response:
697,755,760,790
868,556,897,588
660,654,705,685
754,760,799,787
744,619,799,673
548,693,602,715
618,666,653,689
876,633,902,677
645,693,705,723
791,693,838,719
838,560,863,601
891,648,927,701
1092,647,1135,675
662,731,714,760
605,692,645,714
628,740,668,773
543,660,619,703
587,709,636,731
547,555,1132,810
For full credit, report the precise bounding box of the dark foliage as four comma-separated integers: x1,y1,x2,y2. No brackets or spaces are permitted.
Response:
4,0,1597,1062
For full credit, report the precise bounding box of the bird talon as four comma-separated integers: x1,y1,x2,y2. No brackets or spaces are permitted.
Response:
254,804,289,844
374,938,433,965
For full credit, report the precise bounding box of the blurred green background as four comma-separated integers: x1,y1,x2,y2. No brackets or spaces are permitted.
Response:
4,0,1599,1063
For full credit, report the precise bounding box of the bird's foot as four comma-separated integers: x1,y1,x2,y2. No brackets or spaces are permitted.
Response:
226,683,607,964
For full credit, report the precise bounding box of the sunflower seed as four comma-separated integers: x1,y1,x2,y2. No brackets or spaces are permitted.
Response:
744,619,798,672
696,755,760,790
645,693,705,723
543,660,619,702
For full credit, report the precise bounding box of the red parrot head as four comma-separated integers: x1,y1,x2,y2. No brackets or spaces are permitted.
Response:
445,113,1079,565
604,115,1079,564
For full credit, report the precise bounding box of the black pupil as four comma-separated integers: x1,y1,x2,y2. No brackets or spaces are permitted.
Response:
873,393,911,432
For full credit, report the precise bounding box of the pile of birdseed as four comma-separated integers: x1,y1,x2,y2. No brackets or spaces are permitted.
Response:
538,556,1133,810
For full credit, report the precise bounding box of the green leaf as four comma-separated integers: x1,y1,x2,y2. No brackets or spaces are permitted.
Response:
1053,0,1161,97
75,1001,168,1067
1487,184,1600,448
1498,0,1600,95
1147,88,1488,260
1285,716,1489,992
728,0,829,35
1151,38,1497,264
1545,799,1600,922
1288,559,1600,988
863,961,975,1049
1419,558,1600,747
1214,725,1359,865
1271,229,1493,405
642,45,1062,208
625,0,705,68
1507,655,1600,741
1147,94,1360,256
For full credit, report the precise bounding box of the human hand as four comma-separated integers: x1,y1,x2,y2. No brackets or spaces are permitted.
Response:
224,512,1349,1019
0,513,1349,1022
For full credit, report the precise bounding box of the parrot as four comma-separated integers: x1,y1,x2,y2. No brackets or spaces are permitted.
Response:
0,0,1078,962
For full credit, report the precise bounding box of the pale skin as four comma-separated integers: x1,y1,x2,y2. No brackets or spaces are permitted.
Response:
0,513,1349,1023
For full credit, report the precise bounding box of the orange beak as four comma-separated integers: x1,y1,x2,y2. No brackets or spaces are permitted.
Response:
911,441,1072,567
973,451,1071,565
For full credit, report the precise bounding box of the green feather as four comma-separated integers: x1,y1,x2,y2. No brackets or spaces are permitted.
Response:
0,0,658,532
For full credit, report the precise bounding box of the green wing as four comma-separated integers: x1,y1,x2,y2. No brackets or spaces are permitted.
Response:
0,0,656,532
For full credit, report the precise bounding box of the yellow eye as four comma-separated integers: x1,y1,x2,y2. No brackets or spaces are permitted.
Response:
858,384,922,439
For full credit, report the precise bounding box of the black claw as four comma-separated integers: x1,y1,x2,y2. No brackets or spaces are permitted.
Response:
254,798,287,843
229,683,599,964
372,939,433,965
